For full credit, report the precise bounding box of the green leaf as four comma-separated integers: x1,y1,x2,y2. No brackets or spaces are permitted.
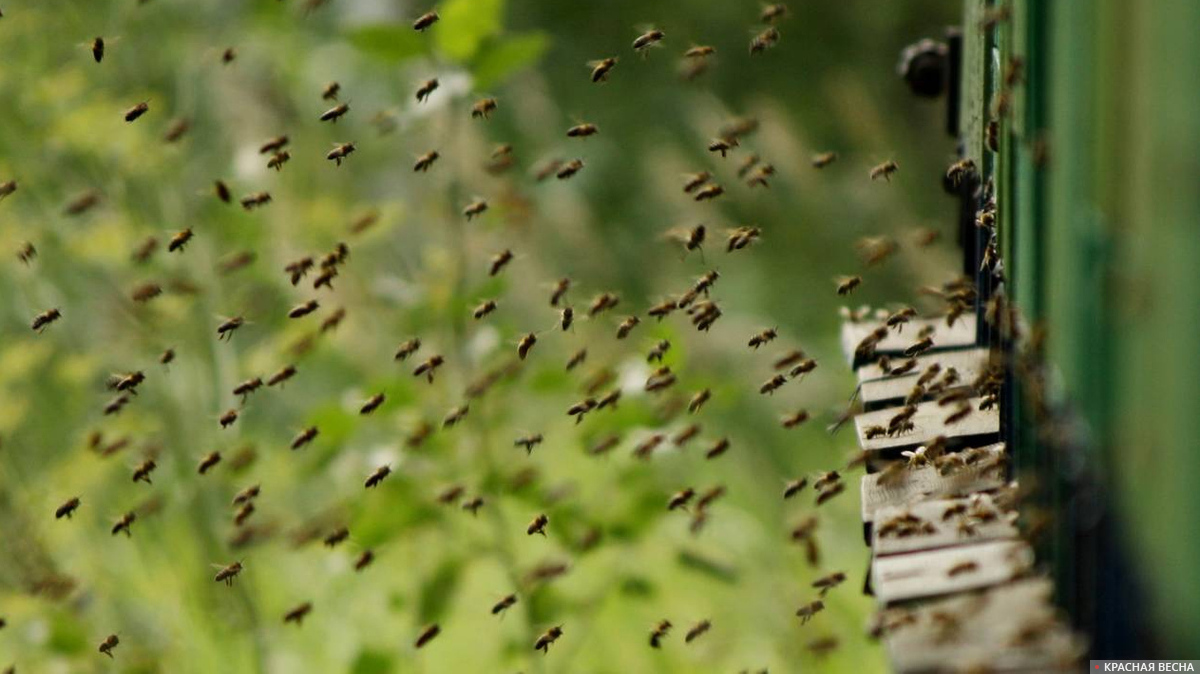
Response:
346,24,429,63
435,0,504,63
472,32,550,89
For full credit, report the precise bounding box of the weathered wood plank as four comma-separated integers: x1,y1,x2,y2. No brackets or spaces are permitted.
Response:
872,539,1034,604
872,493,1019,556
860,443,1008,522
856,348,990,407
854,397,1000,451
840,317,976,367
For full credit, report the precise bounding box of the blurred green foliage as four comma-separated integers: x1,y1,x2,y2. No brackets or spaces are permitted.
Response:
0,0,959,671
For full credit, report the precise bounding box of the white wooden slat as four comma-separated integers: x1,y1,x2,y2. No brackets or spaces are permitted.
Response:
872,539,1034,604
859,443,1008,522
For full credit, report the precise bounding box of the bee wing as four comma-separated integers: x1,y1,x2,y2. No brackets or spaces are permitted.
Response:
661,227,694,243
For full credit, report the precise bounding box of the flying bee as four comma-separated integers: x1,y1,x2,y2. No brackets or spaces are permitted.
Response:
326,142,356,166
816,483,845,506
589,434,620,456
782,409,810,429
240,191,272,210
687,388,711,413
795,600,824,625
489,248,514,276
322,81,340,101
354,550,375,571
103,394,130,415
807,637,839,658
946,158,977,187
589,57,618,82
835,275,862,295
412,9,439,30
216,316,244,341
198,451,222,474
515,433,543,454
288,300,319,320
762,3,789,22
726,226,761,251
268,364,297,387
360,393,386,415
469,97,498,119
648,298,678,321
132,459,156,484
645,367,677,392
870,160,899,181
535,625,563,653
320,102,349,122
291,426,319,450
437,484,466,505
783,477,808,499
672,423,700,446
90,36,106,62
746,163,775,188
31,308,61,333
647,340,671,363
0,180,16,200
459,496,484,515
813,470,840,492
632,433,665,459
167,227,193,253
886,306,917,331
527,513,549,536
588,292,620,316
124,101,149,122
812,571,846,596
708,137,737,157
649,620,672,648
412,355,444,383
443,403,469,428
221,46,237,63
811,151,838,168
684,620,710,643
108,370,146,394
549,277,571,306
773,350,805,370
556,158,584,179
259,135,289,154
517,333,537,360
324,527,350,547
667,488,695,511
472,299,498,320
63,189,100,215
56,497,81,519
463,199,488,220
760,374,788,395
394,338,421,361
364,465,391,488
283,602,313,626
415,78,439,102
683,171,711,193
492,594,518,616
597,388,621,410
98,634,120,658
749,27,780,54
692,182,724,201
566,348,588,371
284,257,313,286
633,28,665,54
234,502,255,526
111,511,136,537
705,437,730,459
748,328,777,349
232,484,260,506
319,307,345,333
267,150,291,171
616,316,640,339
905,336,934,357
684,44,716,59
567,398,597,421
408,149,440,173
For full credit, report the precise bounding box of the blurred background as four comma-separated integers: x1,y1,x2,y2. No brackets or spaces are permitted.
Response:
0,0,974,672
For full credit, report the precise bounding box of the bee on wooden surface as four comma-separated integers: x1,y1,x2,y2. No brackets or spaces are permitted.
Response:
947,560,979,577
266,150,291,171
56,497,81,519
811,151,838,168
760,374,788,395
944,402,972,425
782,409,809,429
354,550,375,571
566,348,588,371
556,158,584,179
124,101,149,122
132,459,156,484
415,78,439,103
442,403,470,428
708,137,738,157
588,292,620,316
291,426,319,450
320,102,349,122
615,315,640,339
589,57,618,82
197,451,222,474
240,191,272,210
726,225,761,251
632,433,665,459
687,388,711,414
326,142,356,166
324,527,350,547
364,465,391,489
749,27,780,55
704,437,730,460
283,602,313,626
834,275,861,296
527,513,549,536
796,600,824,625
63,189,101,216
904,336,934,357
266,364,297,388
535,625,563,653
649,619,672,648
413,354,444,383
566,122,598,138
111,512,136,536
98,634,120,658
515,433,543,454
463,199,488,220
667,488,695,511
633,28,665,55
685,620,711,643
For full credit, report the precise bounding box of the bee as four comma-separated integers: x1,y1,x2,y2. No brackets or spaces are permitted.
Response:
232,484,260,506
232,502,255,526
284,602,313,626
807,636,839,658
63,189,100,215
616,316,640,339
124,101,149,122
783,477,808,499
415,78,439,102
946,158,977,187
704,437,730,459
321,81,340,101
668,488,695,511
696,485,725,510
364,465,391,488
708,137,737,157
360,393,386,415
56,497,81,519
761,3,788,22
816,483,844,506
240,191,272,210
647,340,671,363
324,527,350,547
548,277,571,306
326,142,356,166
835,275,862,295
485,249,514,277
103,394,130,415
558,306,574,331
221,46,237,63
287,300,319,320
98,634,120,658
534,158,564,182
393,338,421,362
749,27,780,55
515,433,544,454
811,151,838,168
760,374,788,395
632,29,665,54
31,308,61,333
645,368,677,392
736,154,761,179
198,451,222,474
535,625,563,653
132,459,156,484
649,620,672,648
492,594,518,616
111,512,136,536
986,119,1000,152
218,250,256,275
864,425,887,440
412,354,444,382
566,349,588,371
527,513,549,536
782,409,810,429
267,150,291,171
267,364,297,387
905,336,934,357
589,57,618,82
746,163,775,188
90,36,106,62
684,620,711,643
215,316,244,341
0,180,16,200
437,484,466,505
466,97,499,120
320,103,349,122
517,333,537,360
870,160,899,181
726,226,761,251
355,550,375,571
412,10,439,31
748,328,777,349
672,423,700,446
259,136,289,154
944,402,972,425
164,228,194,254
463,199,488,220
291,426,319,450
683,171,711,193
632,433,665,459
687,388,711,413
588,292,620,316
556,158,584,179
947,560,979,577
108,371,146,394
812,571,846,596
589,434,620,456
795,600,824,625
442,403,469,428
568,397,597,424
566,122,598,138
597,388,621,410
